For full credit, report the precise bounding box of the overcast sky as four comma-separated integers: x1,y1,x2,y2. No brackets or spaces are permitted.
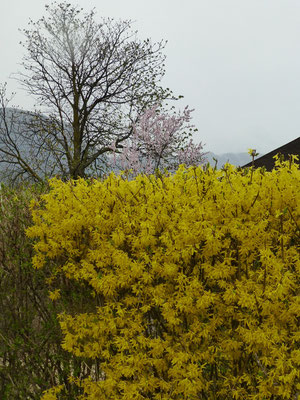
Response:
1,0,300,154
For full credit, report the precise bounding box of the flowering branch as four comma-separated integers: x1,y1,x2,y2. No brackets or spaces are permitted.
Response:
111,104,206,176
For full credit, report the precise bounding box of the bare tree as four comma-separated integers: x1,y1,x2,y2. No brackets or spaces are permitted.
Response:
1,2,174,182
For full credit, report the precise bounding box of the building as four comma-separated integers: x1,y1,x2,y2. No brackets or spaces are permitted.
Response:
242,137,300,170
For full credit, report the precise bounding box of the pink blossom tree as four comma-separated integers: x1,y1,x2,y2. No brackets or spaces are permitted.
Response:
110,105,206,176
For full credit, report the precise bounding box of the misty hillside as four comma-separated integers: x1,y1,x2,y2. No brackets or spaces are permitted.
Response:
205,152,255,168
1,108,257,182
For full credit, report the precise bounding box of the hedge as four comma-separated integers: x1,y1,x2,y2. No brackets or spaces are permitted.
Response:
27,158,300,400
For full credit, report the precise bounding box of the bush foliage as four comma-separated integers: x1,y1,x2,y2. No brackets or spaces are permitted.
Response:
27,158,299,400
0,183,99,399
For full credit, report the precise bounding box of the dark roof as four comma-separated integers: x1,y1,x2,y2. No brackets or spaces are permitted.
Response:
242,137,300,170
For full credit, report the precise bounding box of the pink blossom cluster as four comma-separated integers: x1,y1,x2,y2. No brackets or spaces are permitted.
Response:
111,105,206,176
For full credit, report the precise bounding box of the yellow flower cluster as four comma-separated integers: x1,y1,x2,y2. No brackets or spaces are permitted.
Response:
27,158,300,400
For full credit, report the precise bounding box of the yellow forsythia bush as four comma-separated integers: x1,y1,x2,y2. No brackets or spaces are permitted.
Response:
27,158,300,400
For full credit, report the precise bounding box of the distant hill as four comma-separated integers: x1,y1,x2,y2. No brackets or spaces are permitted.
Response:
1,108,260,181
205,152,255,168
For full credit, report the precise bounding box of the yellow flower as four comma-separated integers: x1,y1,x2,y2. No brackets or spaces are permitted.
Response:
26,161,300,399
48,289,61,301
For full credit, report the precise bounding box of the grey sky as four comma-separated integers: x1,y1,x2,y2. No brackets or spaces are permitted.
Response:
1,0,300,154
